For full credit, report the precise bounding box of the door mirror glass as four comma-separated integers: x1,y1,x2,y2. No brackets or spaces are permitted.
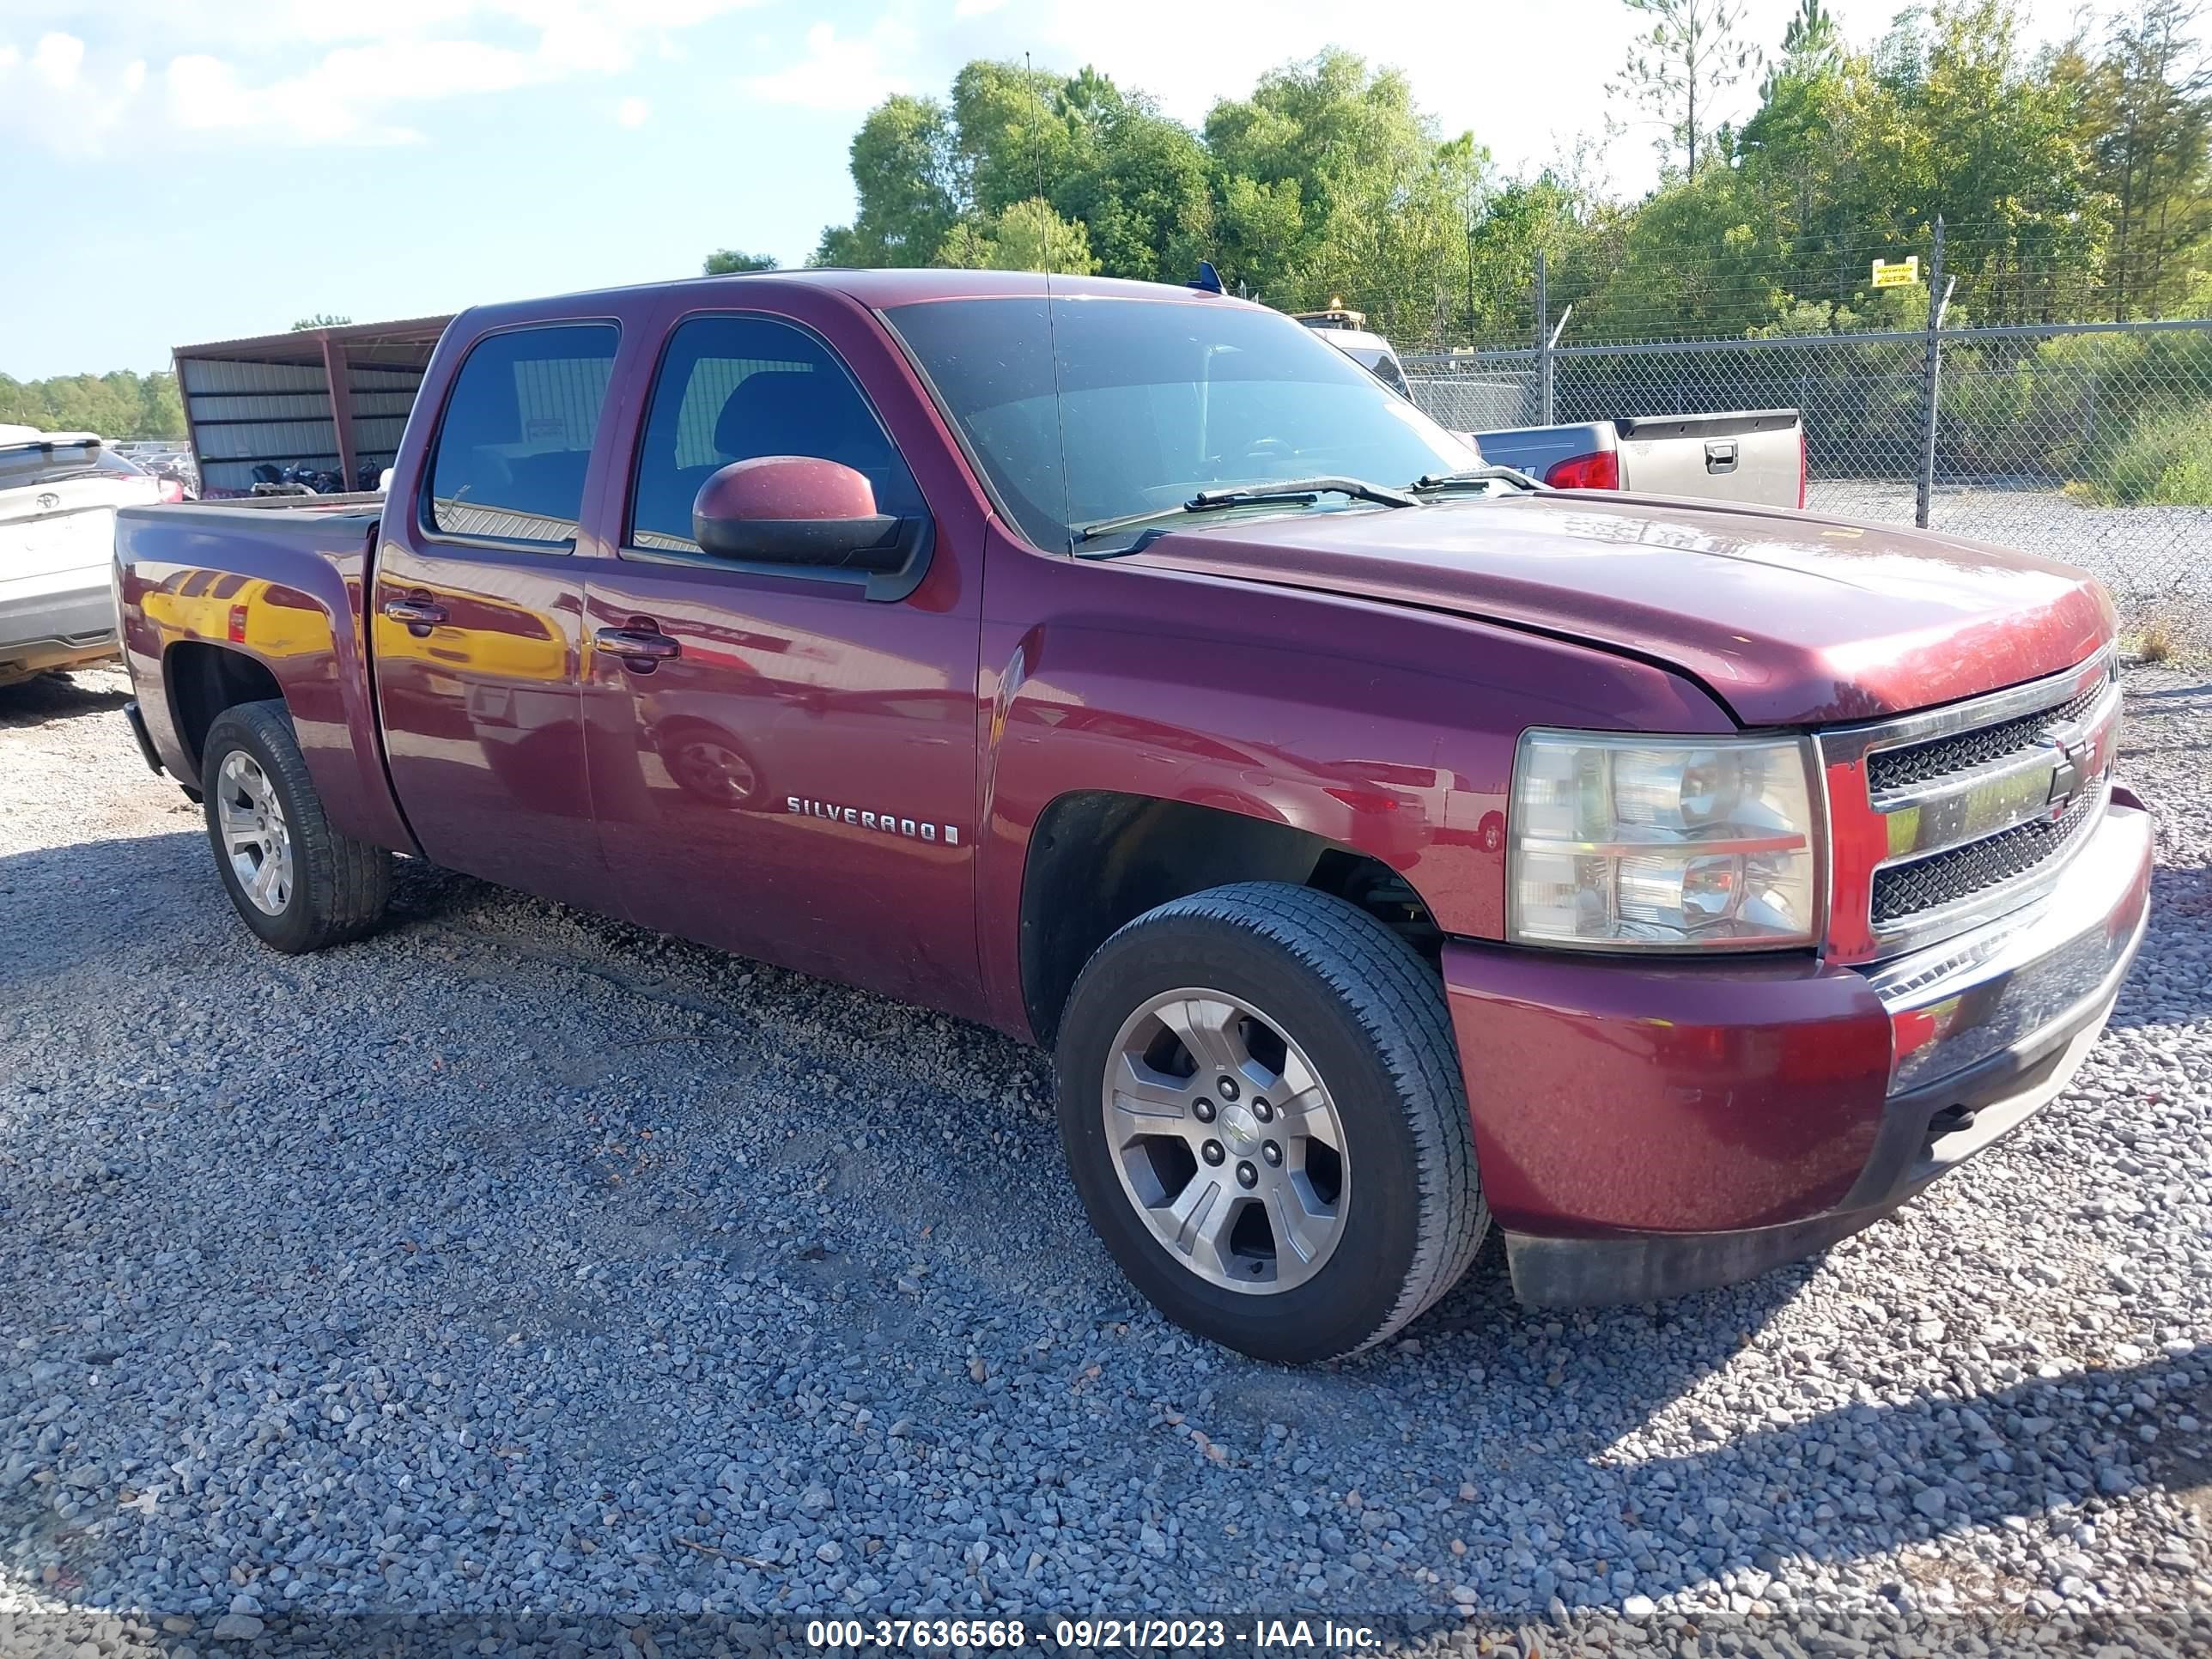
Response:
692,457,903,571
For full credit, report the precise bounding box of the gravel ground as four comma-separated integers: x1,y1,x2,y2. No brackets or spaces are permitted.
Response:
0,664,2208,1658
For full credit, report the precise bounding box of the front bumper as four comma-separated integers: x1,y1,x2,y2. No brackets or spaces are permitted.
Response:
1441,794,2154,1306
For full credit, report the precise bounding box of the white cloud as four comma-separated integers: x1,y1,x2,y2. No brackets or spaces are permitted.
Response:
739,19,914,113
617,94,652,128
0,1,765,152
0,29,143,150
32,32,85,88
952,0,1011,15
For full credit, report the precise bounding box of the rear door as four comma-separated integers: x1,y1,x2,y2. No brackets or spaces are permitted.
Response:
371,319,621,907
579,304,985,1012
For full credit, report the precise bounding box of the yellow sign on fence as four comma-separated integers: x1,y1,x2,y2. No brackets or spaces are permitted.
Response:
1871,256,1922,289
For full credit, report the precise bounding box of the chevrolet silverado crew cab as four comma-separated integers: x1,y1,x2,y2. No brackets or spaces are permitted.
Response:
114,270,2149,1364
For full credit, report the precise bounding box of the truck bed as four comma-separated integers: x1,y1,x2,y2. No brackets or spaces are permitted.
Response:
114,497,409,853
1474,409,1803,506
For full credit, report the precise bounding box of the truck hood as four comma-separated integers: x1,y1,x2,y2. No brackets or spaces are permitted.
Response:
1128,491,2114,727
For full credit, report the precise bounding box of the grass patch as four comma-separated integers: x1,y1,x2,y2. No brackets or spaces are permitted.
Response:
2075,399,2212,507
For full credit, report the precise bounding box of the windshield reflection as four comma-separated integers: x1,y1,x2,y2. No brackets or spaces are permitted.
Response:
885,295,1476,551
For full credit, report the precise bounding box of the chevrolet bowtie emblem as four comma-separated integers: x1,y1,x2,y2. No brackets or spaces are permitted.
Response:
2046,740,2085,815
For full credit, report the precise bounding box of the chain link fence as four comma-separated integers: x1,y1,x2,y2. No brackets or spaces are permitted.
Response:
1407,318,2212,647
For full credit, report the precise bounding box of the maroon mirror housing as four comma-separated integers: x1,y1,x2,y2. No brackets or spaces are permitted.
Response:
691,456,902,568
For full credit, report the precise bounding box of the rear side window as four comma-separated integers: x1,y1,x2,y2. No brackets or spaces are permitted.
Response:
627,313,924,553
427,323,618,545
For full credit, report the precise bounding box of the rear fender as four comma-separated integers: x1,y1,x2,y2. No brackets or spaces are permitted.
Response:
118,506,416,854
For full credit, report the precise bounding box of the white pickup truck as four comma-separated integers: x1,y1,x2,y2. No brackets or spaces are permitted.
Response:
1297,314,1806,508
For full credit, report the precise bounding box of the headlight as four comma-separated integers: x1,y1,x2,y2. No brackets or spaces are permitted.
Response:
1509,731,1822,951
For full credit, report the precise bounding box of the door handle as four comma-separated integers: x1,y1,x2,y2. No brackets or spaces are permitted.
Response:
596,626,682,665
380,594,448,631
1705,440,1739,473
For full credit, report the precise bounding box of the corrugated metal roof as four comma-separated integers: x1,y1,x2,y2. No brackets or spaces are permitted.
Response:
173,315,454,368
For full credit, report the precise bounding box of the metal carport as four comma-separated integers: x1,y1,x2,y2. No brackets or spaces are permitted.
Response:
173,315,453,497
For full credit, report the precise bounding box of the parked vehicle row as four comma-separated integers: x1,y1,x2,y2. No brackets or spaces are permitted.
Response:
113,271,2144,1362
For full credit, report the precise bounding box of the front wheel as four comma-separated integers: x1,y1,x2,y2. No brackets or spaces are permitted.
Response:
1055,882,1487,1363
200,699,392,953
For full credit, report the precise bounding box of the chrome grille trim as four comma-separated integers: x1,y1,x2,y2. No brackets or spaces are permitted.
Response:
1830,644,2118,759
1866,677,2110,798
1818,646,2120,959
1871,778,2107,929
1869,680,2121,860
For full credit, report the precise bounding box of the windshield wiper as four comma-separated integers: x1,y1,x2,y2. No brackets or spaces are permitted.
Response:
1411,465,1546,494
1073,477,1419,547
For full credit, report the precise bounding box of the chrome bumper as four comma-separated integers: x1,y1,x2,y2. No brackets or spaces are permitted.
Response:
1868,793,2153,1091
1844,794,2152,1206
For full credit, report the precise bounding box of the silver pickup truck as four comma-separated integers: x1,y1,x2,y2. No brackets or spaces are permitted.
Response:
1298,317,1806,508
1473,410,1807,506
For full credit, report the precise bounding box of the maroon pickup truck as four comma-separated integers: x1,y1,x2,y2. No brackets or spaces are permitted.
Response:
114,270,2150,1364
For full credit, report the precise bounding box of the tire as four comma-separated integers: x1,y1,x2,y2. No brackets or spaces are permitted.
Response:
199,699,392,953
1055,882,1487,1364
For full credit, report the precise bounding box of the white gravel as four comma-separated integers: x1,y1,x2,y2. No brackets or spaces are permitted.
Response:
0,663,2207,1657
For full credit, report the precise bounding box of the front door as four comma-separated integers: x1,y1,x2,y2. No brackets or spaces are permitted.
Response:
580,309,984,1014
372,320,618,907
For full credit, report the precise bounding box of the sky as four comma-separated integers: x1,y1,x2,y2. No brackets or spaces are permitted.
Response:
3,0,2094,380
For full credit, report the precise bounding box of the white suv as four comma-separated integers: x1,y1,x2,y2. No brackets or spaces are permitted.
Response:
0,427,163,687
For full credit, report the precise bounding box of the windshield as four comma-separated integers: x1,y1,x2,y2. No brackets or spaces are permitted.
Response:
884,295,1475,550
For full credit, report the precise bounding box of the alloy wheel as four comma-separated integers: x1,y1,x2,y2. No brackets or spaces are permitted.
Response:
1100,988,1349,1294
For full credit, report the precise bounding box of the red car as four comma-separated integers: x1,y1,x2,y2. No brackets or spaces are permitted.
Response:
113,270,2148,1363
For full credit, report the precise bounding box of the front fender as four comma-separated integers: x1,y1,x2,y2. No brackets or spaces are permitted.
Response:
973,532,1737,1035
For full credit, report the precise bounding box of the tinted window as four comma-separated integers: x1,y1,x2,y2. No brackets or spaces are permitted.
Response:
884,297,1474,550
428,324,617,544
0,441,129,491
629,314,924,554
1344,347,1412,396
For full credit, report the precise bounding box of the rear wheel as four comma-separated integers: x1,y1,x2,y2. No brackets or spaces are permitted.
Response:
1056,882,1487,1363
200,699,392,952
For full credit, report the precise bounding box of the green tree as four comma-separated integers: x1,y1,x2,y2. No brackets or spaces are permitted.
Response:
1202,50,1472,339
934,198,1100,272
2075,0,2211,318
1609,0,1764,178
811,95,962,266
802,26,2183,352
702,249,777,275
0,370,186,438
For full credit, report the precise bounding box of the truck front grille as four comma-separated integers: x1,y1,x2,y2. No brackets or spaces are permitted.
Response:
1818,648,2120,960
1869,781,2101,925
1865,678,2106,796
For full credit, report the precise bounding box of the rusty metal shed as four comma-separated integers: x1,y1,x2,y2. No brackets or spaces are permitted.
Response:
174,315,453,497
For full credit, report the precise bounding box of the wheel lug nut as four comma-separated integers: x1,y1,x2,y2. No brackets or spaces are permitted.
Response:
1217,1076,1239,1102
1202,1140,1224,1166
1253,1098,1273,1123
1193,1098,1216,1123
1236,1160,1258,1189
1262,1141,1282,1166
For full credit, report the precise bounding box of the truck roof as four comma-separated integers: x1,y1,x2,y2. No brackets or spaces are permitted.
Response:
460,268,1261,325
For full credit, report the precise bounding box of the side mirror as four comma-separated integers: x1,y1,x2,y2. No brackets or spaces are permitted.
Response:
692,456,903,572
